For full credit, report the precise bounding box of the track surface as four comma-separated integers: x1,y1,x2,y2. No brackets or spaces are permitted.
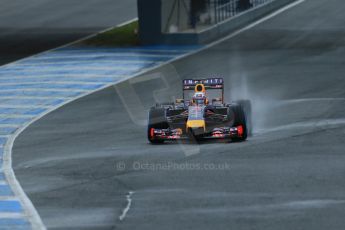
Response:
0,0,137,66
13,0,345,229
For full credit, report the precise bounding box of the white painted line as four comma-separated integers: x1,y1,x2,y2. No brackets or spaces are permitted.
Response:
3,66,144,73
30,53,176,60
14,60,160,66
0,96,71,100
0,75,122,81
0,196,20,201
48,48,194,54
123,49,195,53
0,76,122,82
281,97,345,104
282,199,345,209
0,124,20,128
0,81,107,86
119,191,134,221
257,118,345,134
0,213,25,219
0,115,36,119
0,105,52,109
0,88,88,93
113,18,139,29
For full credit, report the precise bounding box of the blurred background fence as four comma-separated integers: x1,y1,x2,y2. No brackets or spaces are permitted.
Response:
162,0,274,33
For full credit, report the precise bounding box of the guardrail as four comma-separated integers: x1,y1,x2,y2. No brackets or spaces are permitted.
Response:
163,0,275,33
211,0,274,24
138,0,298,44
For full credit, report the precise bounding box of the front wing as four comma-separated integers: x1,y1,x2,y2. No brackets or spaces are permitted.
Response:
150,126,244,140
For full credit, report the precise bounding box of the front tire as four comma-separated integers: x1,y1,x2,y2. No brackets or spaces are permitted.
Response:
235,100,252,136
147,107,169,144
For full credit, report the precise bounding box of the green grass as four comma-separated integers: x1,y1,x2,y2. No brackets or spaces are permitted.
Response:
80,20,139,47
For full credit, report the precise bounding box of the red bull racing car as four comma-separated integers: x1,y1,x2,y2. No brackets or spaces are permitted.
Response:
147,78,252,144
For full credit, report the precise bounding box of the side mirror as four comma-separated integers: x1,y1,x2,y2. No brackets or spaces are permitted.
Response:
212,98,222,102
212,98,222,105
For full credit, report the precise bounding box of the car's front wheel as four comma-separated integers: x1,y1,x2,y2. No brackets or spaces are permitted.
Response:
147,107,169,144
229,103,248,142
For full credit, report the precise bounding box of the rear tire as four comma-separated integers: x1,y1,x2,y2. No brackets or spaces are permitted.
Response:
147,107,169,144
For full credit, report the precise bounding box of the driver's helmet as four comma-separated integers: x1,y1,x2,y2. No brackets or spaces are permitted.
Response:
192,92,208,105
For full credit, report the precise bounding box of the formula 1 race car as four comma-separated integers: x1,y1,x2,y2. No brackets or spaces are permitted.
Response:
147,78,252,144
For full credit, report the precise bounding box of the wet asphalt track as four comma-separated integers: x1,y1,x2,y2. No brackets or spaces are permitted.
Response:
0,0,137,65
13,0,345,229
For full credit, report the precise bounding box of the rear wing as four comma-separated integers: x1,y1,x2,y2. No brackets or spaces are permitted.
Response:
182,78,224,103
183,78,224,90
